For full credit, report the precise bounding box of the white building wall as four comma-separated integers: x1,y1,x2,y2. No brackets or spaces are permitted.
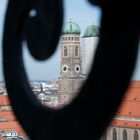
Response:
81,37,98,75
105,126,140,140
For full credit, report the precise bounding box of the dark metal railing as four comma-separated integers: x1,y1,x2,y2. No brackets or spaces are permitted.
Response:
2,0,140,140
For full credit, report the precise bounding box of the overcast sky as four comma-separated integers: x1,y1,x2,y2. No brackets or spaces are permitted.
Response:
0,0,139,81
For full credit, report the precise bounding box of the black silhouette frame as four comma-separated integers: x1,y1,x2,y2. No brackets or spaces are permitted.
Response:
2,0,140,140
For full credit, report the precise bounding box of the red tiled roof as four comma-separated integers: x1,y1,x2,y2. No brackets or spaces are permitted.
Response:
129,81,140,88
112,120,140,129
0,121,26,136
112,81,140,128
0,95,25,136
0,136,4,140
116,81,140,118
0,81,140,131
0,112,16,121
0,96,10,105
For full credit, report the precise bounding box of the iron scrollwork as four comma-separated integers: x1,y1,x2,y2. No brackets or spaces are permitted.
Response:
2,0,140,140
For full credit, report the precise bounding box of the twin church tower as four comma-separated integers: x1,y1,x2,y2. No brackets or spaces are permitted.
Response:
59,20,99,105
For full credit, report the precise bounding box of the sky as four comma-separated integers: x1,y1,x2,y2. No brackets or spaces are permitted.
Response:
0,0,139,81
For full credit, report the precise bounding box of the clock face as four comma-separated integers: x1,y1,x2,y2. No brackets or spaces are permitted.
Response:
75,65,80,72
62,65,68,72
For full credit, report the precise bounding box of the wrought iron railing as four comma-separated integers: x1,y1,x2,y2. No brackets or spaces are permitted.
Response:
2,0,140,140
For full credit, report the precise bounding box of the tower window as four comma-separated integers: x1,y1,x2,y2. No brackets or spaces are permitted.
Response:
76,67,79,71
62,65,68,72
64,46,67,56
123,129,127,140
113,128,117,140
68,37,70,40
63,67,67,71
75,46,78,57
72,37,74,40
75,37,79,41
134,130,138,140
75,65,80,72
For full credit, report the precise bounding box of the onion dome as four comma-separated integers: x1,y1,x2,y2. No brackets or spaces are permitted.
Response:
62,20,81,35
84,23,100,37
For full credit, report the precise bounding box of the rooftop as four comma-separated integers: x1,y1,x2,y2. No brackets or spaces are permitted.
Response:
112,81,140,128
62,20,81,35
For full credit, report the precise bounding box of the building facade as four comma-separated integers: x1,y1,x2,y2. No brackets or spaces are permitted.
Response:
58,21,85,105
81,24,99,76
0,95,26,139
101,81,140,140
59,21,140,140
1,21,140,139
59,21,99,105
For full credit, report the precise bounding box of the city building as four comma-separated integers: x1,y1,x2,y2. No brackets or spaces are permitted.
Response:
81,23,99,76
1,81,140,140
0,95,26,139
58,20,99,105
58,20,85,105
102,81,140,140
58,20,140,140
0,20,140,139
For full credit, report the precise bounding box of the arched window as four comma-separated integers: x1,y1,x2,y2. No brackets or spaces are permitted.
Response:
134,130,138,140
113,128,117,140
64,46,67,56
123,129,127,140
75,46,78,57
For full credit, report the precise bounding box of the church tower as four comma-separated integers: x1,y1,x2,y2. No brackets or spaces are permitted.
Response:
81,23,100,76
59,20,84,105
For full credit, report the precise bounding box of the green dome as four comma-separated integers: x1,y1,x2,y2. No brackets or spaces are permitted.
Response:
62,21,81,35
84,24,100,37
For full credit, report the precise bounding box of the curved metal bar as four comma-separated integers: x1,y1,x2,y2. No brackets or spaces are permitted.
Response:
2,0,140,140
3,0,64,139
25,0,63,60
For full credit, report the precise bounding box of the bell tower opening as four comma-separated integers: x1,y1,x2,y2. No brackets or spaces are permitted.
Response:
64,46,67,57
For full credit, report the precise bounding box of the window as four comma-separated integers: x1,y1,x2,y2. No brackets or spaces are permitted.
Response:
63,66,67,72
75,46,78,56
62,65,68,72
75,65,80,72
68,37,70,40
134,130,138,140
113,128,117,140
64,46,67,56
123,129,127,140
72,37,74,41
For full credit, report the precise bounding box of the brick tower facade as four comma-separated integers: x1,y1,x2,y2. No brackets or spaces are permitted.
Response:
58,21,84,105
